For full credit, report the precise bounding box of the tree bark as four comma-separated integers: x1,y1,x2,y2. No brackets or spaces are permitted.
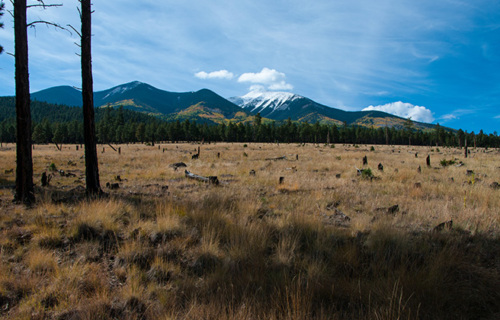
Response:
14,0,35,205
81,0,101,196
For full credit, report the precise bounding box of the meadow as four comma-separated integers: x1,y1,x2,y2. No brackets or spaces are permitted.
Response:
0,142,499,319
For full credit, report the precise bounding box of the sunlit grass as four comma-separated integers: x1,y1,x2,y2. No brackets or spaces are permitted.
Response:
0,142,499,319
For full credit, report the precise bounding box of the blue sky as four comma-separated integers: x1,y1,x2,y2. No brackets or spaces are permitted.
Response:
0,0,499,133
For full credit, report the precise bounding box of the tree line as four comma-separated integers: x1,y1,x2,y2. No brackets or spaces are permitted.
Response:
1,99,499,148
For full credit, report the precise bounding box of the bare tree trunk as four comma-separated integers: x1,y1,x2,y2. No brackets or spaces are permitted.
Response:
14,0,34,205
81,0,101,196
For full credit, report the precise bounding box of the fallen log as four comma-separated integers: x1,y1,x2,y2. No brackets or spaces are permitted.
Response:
185,170,219,185
265,156,286,161
108,143,118,152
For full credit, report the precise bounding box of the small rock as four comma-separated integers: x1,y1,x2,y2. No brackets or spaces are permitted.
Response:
106,182,120,190
433,220,453,232
387,204,399,215
326,201,341,210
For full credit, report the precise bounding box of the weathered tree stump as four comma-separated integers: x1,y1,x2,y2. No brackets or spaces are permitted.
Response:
41,172,51,187
426,155,431,167
169,162,187,171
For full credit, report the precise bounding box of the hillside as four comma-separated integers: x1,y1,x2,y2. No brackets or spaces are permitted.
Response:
29,81,441,130
31,82,253,125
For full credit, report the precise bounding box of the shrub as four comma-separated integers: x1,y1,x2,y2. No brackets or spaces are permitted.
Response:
360,168,374,179
440,159,456,167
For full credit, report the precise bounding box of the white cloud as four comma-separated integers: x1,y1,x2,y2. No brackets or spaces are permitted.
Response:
438,109,476,123
195,70,234,80
249,85,266,92
238,67,293,91
363,101,434,123
441,114,457,120
494,115,500,119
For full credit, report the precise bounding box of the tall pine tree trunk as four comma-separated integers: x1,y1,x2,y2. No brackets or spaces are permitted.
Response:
81,0,101,196
14,0,34,205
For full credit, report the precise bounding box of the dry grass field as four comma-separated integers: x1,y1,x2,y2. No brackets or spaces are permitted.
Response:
0,142,499,319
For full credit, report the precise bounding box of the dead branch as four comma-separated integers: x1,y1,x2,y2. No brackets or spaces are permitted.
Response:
27,20,70,35
67,24,82,38
265,156,286,161
107,143,117,152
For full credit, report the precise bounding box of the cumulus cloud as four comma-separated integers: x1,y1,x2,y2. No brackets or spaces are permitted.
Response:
269,81,294,91
238,67,293,91
195,70,234,80
362,101,434,123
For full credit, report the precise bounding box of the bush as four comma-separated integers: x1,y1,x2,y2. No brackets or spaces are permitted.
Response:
360,168,374,179
440,159,456,167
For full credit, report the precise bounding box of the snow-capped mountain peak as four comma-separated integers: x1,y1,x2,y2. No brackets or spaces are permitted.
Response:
230,91,302,114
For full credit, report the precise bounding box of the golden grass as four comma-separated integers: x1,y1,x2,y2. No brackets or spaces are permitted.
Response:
0,142,499,319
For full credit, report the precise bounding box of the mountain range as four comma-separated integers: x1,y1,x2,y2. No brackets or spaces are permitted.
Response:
30,81,436,130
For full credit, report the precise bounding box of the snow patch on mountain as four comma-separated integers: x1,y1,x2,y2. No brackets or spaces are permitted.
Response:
231,91,301,114
103,81,144,99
